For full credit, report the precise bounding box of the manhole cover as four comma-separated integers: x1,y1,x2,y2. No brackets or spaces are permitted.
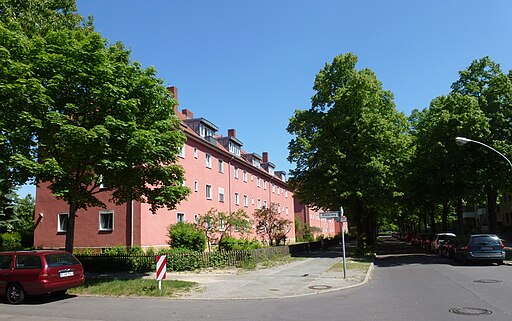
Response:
308,285,333,290
449,307,492,315
474,279,503,284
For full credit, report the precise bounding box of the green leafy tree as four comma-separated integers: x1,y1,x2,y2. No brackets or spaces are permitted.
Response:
288,53,410,251
451,57,512,234
167,222,206,252
197,209,251,252
405,94,489,235
1,3,190,252
253,203,291,246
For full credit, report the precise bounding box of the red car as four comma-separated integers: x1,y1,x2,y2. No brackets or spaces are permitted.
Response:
0,250,85,304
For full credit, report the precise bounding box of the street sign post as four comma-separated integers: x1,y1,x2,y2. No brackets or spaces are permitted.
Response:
319,207,347,279
319,211,341,219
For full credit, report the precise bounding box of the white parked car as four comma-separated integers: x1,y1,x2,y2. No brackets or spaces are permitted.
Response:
431,233,456,254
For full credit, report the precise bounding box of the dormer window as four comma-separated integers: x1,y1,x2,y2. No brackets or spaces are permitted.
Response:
199,123,215,138
252,158,260,168
229,141,241,156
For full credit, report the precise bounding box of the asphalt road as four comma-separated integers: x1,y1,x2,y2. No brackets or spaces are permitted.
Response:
2,238,511,321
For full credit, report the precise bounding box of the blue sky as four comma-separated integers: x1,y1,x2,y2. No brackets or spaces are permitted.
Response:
18,0,512,196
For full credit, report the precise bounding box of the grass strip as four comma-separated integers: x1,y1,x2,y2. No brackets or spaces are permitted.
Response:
69,278,197,298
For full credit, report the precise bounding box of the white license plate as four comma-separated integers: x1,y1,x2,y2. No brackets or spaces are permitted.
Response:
60,271,74,278
480,246,493,250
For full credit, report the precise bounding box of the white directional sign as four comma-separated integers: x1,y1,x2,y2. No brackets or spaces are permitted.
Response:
319,211,340,219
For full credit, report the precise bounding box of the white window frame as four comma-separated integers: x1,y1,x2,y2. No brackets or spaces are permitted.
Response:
206,184,212,200
193,147,198,158
234,192,240,205
257,178,261,188
179,145,186,158
251,197,255,205
257,199,261,208
218,187,225,203
243,170,247,182
243,195,248,207
177,212,185,223
57,213,69,232
205,153,212,168
264,181,268,190
194,181,198,192
234,166,239,179
99,210,114,231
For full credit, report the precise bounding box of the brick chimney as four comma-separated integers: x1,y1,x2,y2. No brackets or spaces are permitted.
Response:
228,129,236,137
262,152,269,163
167,86,179,113
182,109,194,119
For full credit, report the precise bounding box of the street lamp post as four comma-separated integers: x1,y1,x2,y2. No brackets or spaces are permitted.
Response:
455,137,512,170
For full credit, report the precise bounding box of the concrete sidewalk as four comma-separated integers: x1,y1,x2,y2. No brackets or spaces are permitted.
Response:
87,248,372,300
169,254,371,300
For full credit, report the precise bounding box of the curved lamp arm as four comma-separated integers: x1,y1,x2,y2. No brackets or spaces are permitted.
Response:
455,136,512,170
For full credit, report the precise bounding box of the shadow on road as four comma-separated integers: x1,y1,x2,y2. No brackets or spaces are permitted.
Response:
375,237,454,268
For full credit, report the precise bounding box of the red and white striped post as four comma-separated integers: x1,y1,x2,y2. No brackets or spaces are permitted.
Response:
155,255,167,290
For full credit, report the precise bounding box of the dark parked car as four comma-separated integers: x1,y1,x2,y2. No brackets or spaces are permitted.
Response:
0,250,85,304
453,234,505,265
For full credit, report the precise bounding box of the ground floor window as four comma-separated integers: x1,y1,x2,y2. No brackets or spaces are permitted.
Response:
99,211,114,231
58,213,69,232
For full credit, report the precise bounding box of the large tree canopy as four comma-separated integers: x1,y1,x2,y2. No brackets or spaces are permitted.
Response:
0,1,190,252
287,53,410,250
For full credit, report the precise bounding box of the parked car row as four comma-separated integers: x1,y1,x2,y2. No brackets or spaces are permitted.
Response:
0,250,85,304
398,232,506,266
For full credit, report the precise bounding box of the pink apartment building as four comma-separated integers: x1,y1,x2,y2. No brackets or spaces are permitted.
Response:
33,87,297,250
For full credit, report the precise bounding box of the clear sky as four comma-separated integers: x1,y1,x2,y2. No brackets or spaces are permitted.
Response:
18,0,512,196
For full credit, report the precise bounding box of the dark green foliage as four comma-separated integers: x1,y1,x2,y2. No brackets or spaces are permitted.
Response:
0,232,21,250
168,222,206,252
218,236,261,251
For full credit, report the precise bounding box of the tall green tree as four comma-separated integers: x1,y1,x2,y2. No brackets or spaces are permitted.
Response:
287,53,410,250
407,94,489,235
451,57,512,234
1,2,190,252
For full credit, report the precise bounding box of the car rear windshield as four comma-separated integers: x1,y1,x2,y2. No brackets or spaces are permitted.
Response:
45,253,81,267
471,236,501,246
438,235,454,241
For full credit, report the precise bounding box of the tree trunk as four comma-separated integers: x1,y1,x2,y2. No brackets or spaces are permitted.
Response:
65,203,77,253
486,187,498,234
456,198,464,236
441,201,450,232
429,204,436,235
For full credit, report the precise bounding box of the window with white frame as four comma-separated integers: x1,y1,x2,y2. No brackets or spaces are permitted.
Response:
264,181,267,190
194,181,198,192
244,195,248,207
234,166,239,179
57,213,69,232
193,147,198,158
251,197,255,205
285,207,289,216
205,153,212,168
218,187,225,202
243,170,247,182
206,184,212,199
257,178,261,187
277,187,280,195
257,199,261,208
219,219,225,231
285,191,288,198
218,159,224,173
99,211,114,231
179,145,186,158
263,200,267,208
272,185,275,193
194,214,199,224
177,213,185,223
234,192,240,205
